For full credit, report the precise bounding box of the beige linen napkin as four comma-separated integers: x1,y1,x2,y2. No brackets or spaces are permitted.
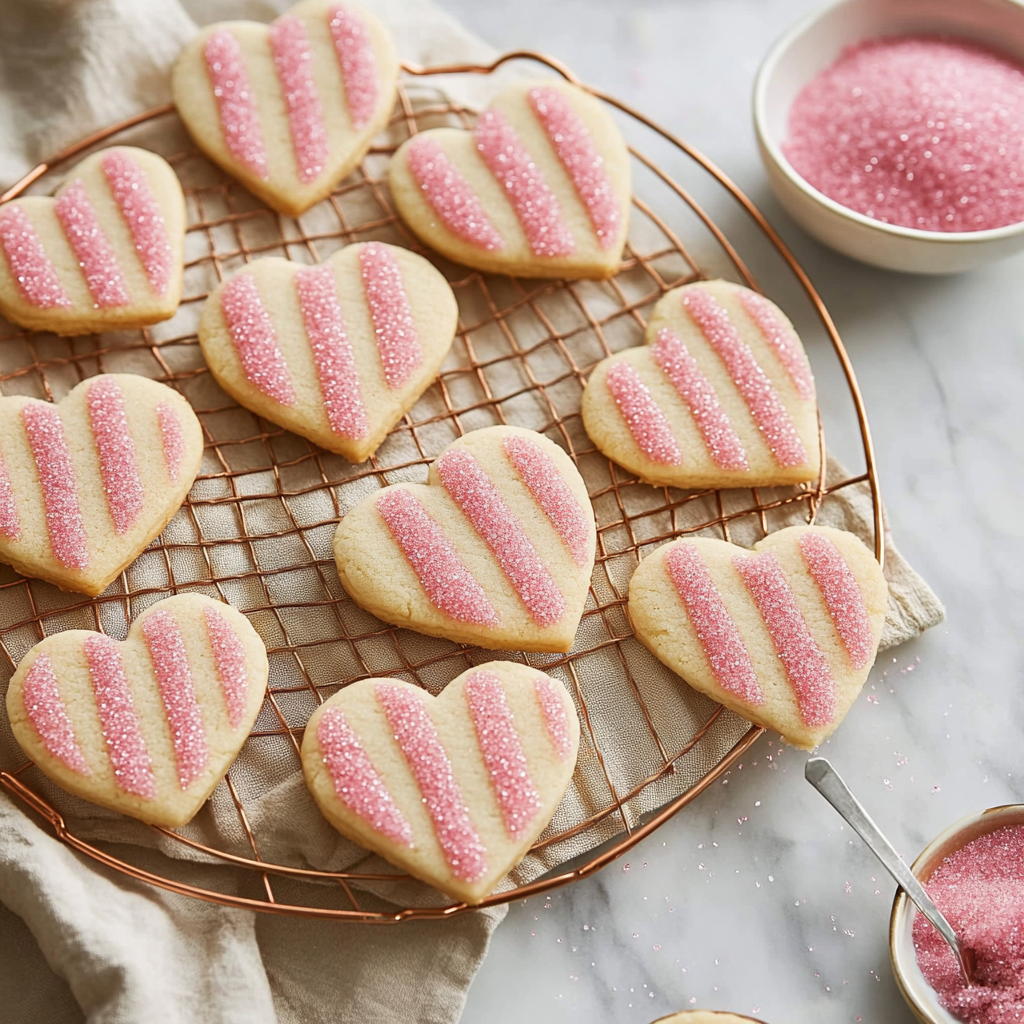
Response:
0,2,944,1023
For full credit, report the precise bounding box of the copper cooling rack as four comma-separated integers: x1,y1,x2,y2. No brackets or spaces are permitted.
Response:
0,53,882,921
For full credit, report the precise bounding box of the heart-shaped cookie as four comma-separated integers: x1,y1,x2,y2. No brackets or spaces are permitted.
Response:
172,0,399,217
198,242,458,462
7,594,268,828
628,525,888,749
301,661,580,904
582,280,820,489
389,79,631,279
0,147,186,336
333,426,597,652
0,374,204,596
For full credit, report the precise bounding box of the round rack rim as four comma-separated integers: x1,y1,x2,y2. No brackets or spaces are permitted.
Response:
0,49,883,922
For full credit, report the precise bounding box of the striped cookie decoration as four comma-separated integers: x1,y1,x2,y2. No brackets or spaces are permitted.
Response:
172,0,399,217
198,242,458,463
628,525,888,750
389,79,632,280
0,374,203,596
582,279,820,489
0,147,186,336
6,594,268,828
333,425,597,653
301,662,580,904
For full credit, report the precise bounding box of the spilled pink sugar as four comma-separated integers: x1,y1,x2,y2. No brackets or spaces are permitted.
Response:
464,670,541,839
205,30,268,179
533,675,572,760
0,205,71,308
328,5,379,130
270,15,328,184
502,434,591,567
785,36,1024,233
914,824,1024,1023
359,243,422,390
157,402,185,483
202,604,249,729
667,543,763,706
605,361,681,466
23,653,90,775
87,377,144,536
475,109,576,257
375,488,499,627
375,682,487,881
0,451,20,539
55,180,129,308
406,137,504,251
438,448,566,628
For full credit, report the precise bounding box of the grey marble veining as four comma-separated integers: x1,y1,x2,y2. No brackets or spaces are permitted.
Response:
451,1,1024,1022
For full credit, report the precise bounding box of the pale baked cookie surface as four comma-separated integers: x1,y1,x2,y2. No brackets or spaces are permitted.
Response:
582,280,820,489
0,147,185,336
333,425,597,652
389,79,631,279
7,594,268,828
198,242,458,463
301,662,580,904
0,374,204,596
172,0,398,216
628,525,887,750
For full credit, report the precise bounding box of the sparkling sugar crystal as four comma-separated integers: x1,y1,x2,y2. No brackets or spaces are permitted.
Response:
0,205,71,308
738,291,815,401
23,653,90,774
0,451,21,539
202,604,249,730
359,242,423,390
157,402,185,483
604,361,682,466
785,36,1024,232
205,30,269,179
87,376,144,536
328,4,379,130
533,674,572,761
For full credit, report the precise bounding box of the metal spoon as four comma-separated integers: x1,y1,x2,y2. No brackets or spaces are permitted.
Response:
804,757,976,986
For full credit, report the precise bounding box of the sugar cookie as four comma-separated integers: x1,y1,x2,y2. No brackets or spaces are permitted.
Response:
198,242,457,462
301,661,580,904
7,594,268,828
172,0,399,216
0,147,185,336
628,525,887,749
582,280,819,489
389,79,631,279
0,374,204,596
333,425,596,652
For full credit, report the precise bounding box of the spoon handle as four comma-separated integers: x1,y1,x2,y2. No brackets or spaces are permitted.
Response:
805,757,973,984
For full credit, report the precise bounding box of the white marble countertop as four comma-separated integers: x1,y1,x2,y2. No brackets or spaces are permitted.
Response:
448,1,1024,1022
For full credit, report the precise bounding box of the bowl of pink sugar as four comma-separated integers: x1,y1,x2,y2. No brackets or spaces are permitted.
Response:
754,0,1024,273
890,803,1024,1024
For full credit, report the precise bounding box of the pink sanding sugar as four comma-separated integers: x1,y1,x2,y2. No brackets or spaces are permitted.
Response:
914,823,1024,1023
784,36,1024,232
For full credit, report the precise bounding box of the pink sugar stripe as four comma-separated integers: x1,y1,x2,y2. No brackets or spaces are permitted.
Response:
295,264,368,439
202,604,250,729
465,670,541,839
475,109,576,257
21,403,89,570
681,289,807,468
375,682,487,881
733,551,836,727
0,206,71,308
55,180,129,308
666,544,763,706
0,451,20,539
23,653,90,775
270,15,329,185
317,705,412,846
157,402,186,483
221,273,296,405
101,150,173,296
328,5,379,130
438,448,566,628
142,610,209,789
87,377,144,536
406,137,503,251
84,634,155,798
359,243,423,390
605,362,681,466
799,532,874,670
205,30,268,179
739,290,815,401
503,434,591,567
653,328,749,472
376,488,499,626
528,86,620,250
533,675,572,760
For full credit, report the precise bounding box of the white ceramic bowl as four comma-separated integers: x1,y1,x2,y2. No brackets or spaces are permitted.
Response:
753,0,1024,274
889,803,1024,1024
